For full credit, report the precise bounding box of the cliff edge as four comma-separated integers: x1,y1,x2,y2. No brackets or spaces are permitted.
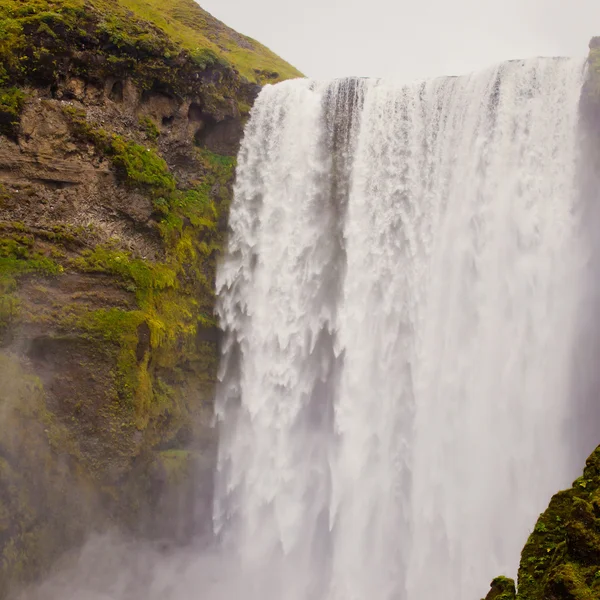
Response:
0,0,301,595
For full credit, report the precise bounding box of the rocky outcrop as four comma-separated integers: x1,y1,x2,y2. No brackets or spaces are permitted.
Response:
483,577,516,600
0,0,300,596
480,446,600,600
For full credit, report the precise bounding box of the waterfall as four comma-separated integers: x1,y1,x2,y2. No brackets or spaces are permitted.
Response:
214,58,587,600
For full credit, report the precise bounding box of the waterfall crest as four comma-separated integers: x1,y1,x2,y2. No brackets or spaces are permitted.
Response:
215,58,587,600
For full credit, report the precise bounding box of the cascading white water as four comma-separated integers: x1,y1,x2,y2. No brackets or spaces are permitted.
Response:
214,58,588,600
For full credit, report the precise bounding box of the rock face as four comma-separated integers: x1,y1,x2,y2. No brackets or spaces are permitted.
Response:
480,38,600,600
480,447,600,600
0,0,300,595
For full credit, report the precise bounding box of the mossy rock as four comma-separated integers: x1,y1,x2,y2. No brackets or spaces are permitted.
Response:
0,87,26,137
0,0,301,93
483,576,516,600
483,447,600,600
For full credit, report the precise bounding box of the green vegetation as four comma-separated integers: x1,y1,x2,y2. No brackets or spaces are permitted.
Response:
111,135,175,190
0,104,232,430
485,446,600,600
0,86,26,136
139,115,160,141
52,109,233,427
483,576,516,600
63,106,176,191
0,233,63,329
0,235,63,278
0,0,85,84
115,0,302,82
0,0,301,87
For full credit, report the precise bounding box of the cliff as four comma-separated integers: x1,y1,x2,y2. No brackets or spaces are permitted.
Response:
481,38,600,600
0,0,301,595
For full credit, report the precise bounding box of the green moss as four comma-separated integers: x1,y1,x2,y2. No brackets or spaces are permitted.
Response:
0,0,300,91
110,135,175,191
484,445,600,600
0,0,85,84
0,235,64,282
0,229,69,333
545,562,597,600
73,244,176,300
115,0,302,82
0,221,91,250
139,115,160,141
0,86,26,136
63,107,176,193
70,221,217,423
0,234,63,330
75,307,142,344
155,150,234,260
484,576,516,600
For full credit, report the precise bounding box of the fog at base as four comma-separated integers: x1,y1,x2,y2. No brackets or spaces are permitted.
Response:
17,57,600,600
13,534,251,600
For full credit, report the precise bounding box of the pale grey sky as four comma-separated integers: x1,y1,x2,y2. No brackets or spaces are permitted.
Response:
198,0,600,80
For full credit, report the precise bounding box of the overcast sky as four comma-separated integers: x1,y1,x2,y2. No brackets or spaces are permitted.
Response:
199,0,600,81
